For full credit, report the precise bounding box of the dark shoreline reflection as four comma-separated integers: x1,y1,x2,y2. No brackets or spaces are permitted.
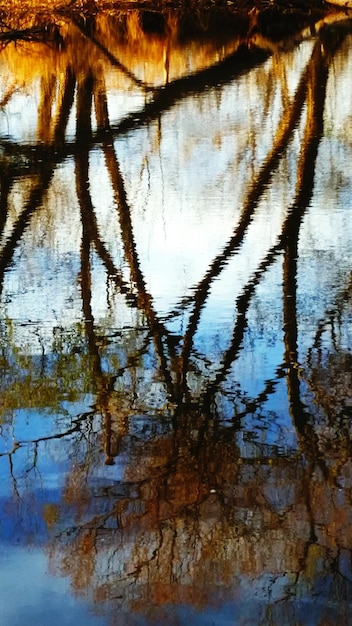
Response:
1,6,352,625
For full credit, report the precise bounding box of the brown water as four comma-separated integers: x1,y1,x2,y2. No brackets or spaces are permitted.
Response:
0,7,352,625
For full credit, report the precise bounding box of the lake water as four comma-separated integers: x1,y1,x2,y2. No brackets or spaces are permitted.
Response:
0,7,352,625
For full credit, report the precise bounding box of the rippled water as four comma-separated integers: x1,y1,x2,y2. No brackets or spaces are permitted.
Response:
0,8,352,625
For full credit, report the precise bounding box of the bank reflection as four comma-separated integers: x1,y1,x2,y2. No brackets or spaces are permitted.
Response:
1,7,352,625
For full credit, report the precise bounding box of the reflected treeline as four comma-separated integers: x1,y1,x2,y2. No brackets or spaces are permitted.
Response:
1,7,352,624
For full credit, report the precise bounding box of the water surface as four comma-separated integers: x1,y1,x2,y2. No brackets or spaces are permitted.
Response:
1,7,352,625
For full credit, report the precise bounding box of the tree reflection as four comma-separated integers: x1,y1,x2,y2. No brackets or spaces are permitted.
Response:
1,7,352,624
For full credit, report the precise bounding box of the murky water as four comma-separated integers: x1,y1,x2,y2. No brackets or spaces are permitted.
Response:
0,7,352,625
